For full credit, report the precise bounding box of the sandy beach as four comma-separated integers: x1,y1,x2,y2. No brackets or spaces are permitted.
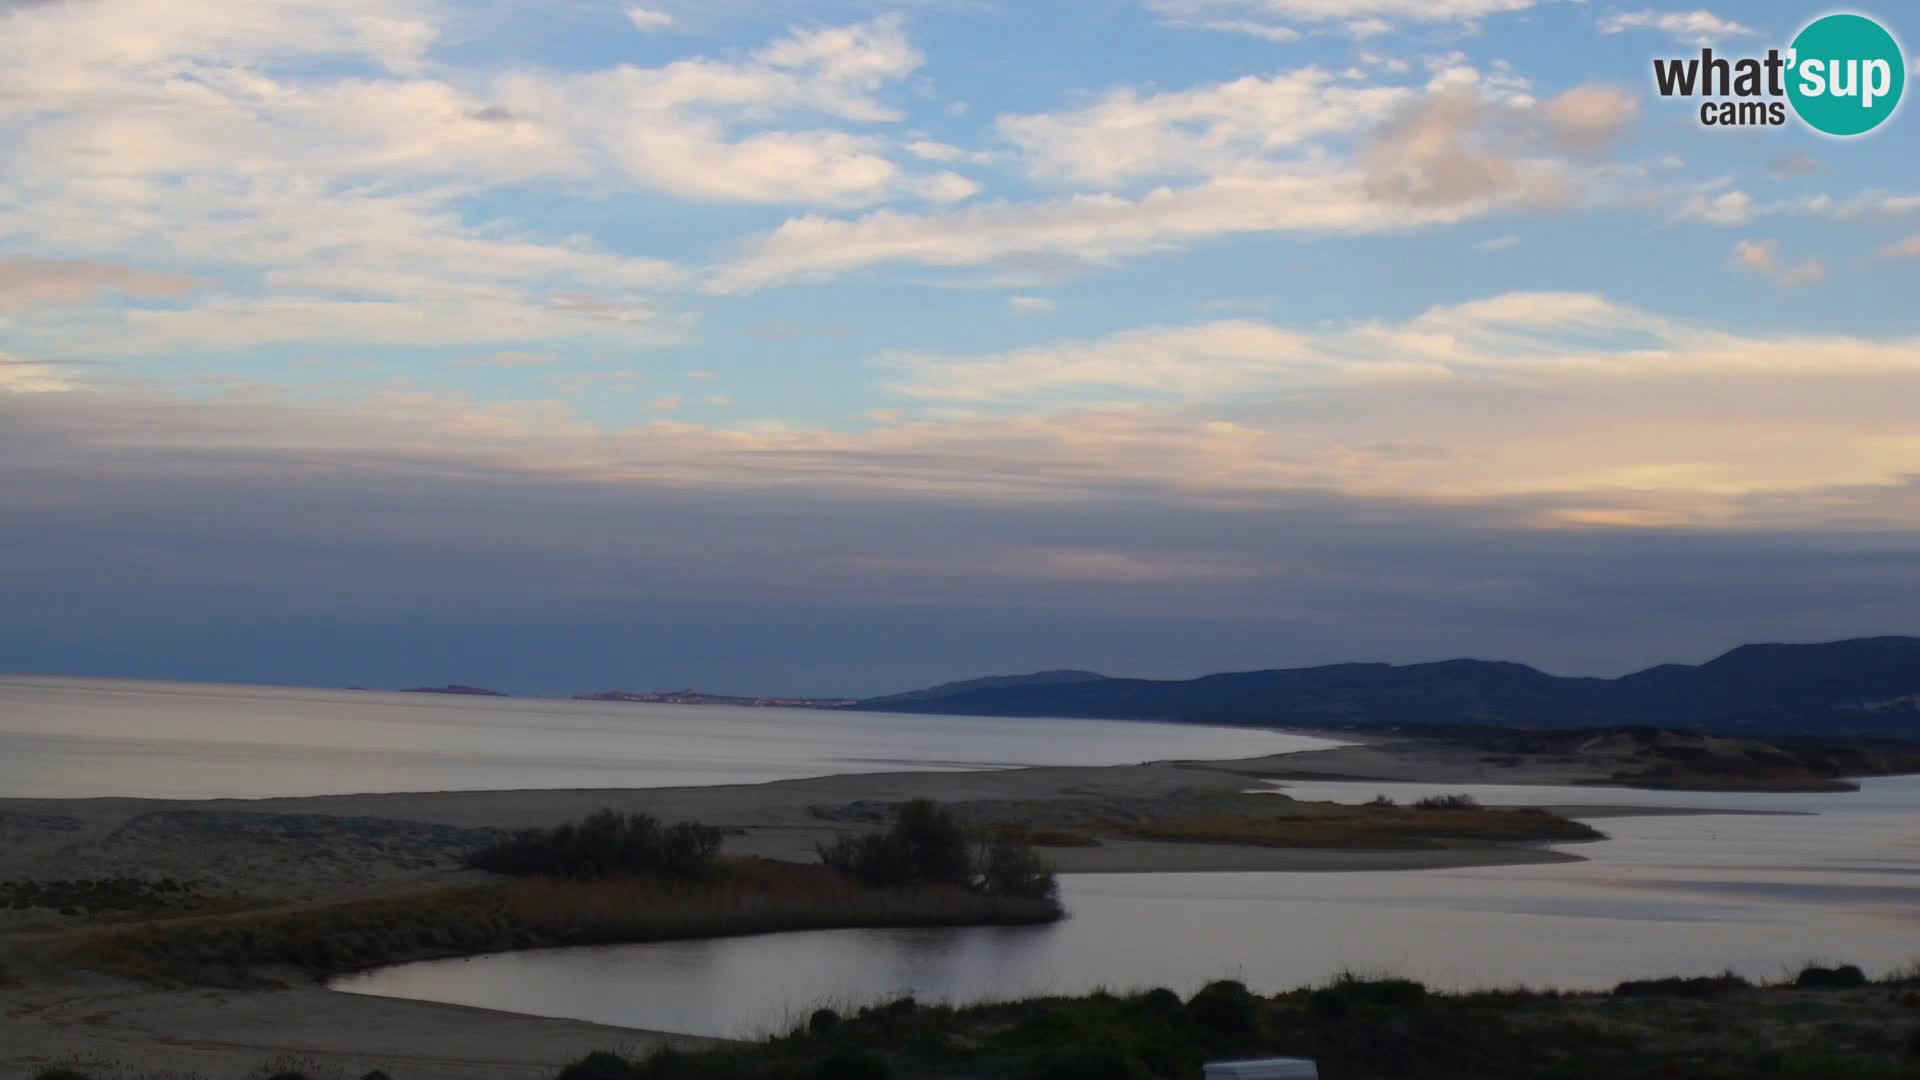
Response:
0,736,1781,1080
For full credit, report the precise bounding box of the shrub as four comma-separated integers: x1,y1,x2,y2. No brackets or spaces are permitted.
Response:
1413,794,1481,811
467,811,723,881
809,1007,842,1036
1795,964,1869,990
34,1070,95,1080
1137,987,1184,1015
1367,794,1397,807
1023,1048,1149,1080
1187,980,1258,1038
1308,988,1349,1021
362,1071,394,1080
978,837,1059,902
819,799,1056,902
1613,973,1751,998
556,1051,635,1080
809,1050,892,1080
1334,975,1428,1009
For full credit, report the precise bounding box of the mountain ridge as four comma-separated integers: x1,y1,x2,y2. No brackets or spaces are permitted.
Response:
850,636,1920,738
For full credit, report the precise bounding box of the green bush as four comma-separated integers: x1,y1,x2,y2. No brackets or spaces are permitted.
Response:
1613,973,1751,998
556,1051,636,1080
467,811,723,881
819,800,972,889
809,1007,842,1035
978,836,1058,902
1136,987,1184,1015
809,1050,892,1080
1335,975,1428,1009
1413,794,1481,811
1023,1048,1149,1080
1187,980,1258,1038
1794,964,1868,989
818,799,1057,901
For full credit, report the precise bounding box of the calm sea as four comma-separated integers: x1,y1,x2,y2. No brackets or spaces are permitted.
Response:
0,675,1331,800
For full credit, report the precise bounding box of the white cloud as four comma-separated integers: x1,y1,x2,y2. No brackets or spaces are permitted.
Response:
717,81,1635,292
1008,296,1057,314
883,290,1920,411
1600,10,1755,47
1879,234,1920,259
455,352,562,369
0,258,199,312
1730,239,1824,286
1150,0,1536,36
627,7,674,31
1678,187,1754,225
710,173,1493,292
0,357,74,394
1474,234,1520,252
23,291,1920,524
998,69,1413,187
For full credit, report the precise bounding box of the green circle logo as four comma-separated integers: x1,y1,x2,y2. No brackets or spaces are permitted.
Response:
1787,13,1906,136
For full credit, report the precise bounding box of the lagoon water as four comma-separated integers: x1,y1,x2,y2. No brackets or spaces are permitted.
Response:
9,674,1915,1041
0,675,1327,799
337,777,1920,1038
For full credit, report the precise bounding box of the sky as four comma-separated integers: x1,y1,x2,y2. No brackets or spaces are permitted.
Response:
3,0,1919,697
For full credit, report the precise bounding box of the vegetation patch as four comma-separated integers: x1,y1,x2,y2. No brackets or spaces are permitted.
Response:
27,966,1920,1080
983,824,1101,848
1110,805,1599,850
819,799,1058,902
70,857,1059,985
1,877,220,916
466,810,726,881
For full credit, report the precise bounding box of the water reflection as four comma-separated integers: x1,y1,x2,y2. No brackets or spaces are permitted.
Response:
336,776,1920,1038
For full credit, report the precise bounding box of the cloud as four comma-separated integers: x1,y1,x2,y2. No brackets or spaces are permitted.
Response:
0,258,200,312
455,352,562,369
1150,0,1536,38
1880,234,1920,259
1677,187,1754,225
1730,240,1824,286
627,6,674,30
0,356,73,394
1361,84,1633,209
1008,296,1056,314
11,383,1919,695
883,287,1920,415
1474,234,1520,252
1599,10,1755,47
710,174,1489,292
1539,85,1639,155
998,69,1413,187
713,77,1639,292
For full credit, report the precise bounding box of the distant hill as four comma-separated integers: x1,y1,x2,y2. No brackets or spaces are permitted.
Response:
400,684,507,697
849,637,1920,739
861,670,1107,709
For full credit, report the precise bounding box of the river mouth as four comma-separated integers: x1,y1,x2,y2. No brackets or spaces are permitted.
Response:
332,776,1920,1039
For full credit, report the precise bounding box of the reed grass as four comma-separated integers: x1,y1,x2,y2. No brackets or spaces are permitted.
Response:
1114,805,1600,849
69,858,1060,985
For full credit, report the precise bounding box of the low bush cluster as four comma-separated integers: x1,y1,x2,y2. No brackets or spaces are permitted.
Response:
1794,963,1869,989
2,877,203,914
1613,973,1752,998
467,810,724,880
1412,794,1481,811
818,799,1058,902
